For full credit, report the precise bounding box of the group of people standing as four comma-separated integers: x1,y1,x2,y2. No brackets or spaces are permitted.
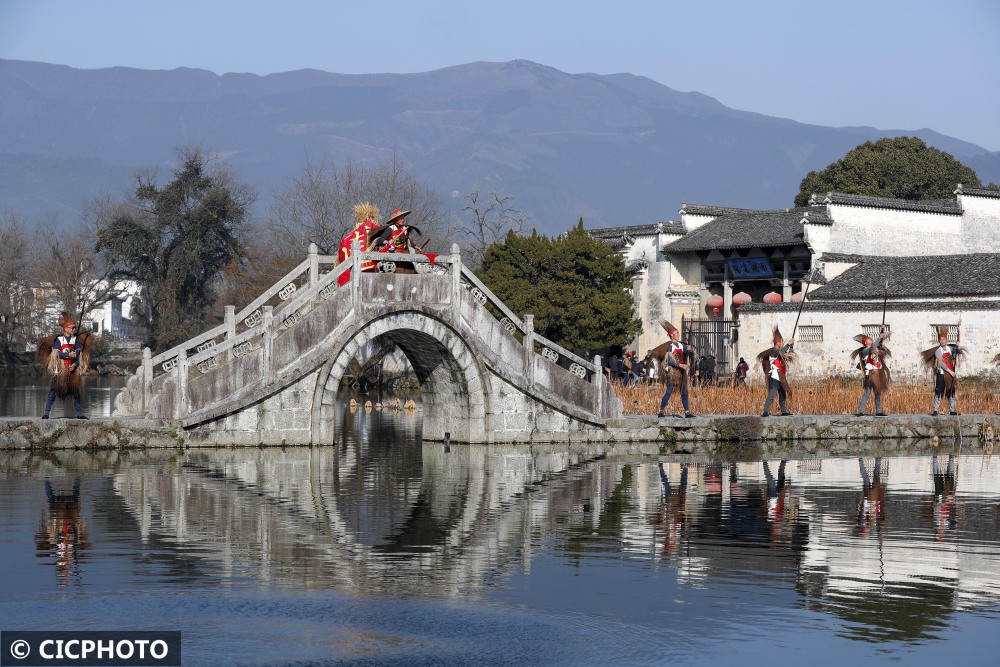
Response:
606,351,659,387
650,322,965,418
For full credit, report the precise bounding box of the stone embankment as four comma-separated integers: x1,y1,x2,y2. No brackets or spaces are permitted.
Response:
1,413,994,455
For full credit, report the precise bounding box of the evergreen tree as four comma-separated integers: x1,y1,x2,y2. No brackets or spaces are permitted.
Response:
794,136,981,207
96,148,251,351
478,220,641,350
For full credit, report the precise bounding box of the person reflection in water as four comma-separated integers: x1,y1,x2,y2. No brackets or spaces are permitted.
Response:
655,462,689,556
36,478,89,586
763,460,794,543
856,457,888,537
930,454,958,541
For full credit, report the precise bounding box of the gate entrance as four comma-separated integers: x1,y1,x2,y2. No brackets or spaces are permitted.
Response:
682,318,737,384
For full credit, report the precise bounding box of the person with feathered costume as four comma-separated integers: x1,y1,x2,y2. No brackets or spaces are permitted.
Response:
37,312,95,419
852,330,891,416
920,326,964,415
336,202,383,285
757,325,795,416
652,321,696,418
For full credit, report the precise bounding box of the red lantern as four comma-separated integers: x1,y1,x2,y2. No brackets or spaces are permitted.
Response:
712,307,720,315
790,292,804,303
732,292,752,307
763,292,782,304
706,294,724,308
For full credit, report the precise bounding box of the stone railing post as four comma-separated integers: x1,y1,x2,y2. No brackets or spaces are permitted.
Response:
523,314,535,386
263,306,274,384
450,243,462,322
224,305,236,338
351,239,361,308
593,353,604,417
142,347,152,414
176,348,188,420
308,242,319,286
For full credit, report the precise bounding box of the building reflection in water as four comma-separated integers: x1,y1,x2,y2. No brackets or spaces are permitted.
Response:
10,415,999,643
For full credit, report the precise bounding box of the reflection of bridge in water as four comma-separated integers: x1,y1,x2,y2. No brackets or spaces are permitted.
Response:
112,243,620,444
101,443,1000,629
15,439,1000,640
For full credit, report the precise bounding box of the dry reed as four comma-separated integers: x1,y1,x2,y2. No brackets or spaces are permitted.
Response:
615,375,1000,416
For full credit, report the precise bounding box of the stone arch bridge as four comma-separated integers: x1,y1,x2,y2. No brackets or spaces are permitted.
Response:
113,244,621,444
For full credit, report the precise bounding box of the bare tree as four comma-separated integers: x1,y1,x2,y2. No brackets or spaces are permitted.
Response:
35,228,128,332
267,151,452,262
457,188,531,268
0,213,38,358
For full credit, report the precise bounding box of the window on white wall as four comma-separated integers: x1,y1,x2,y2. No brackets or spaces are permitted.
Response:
862,324,891,339
798,325,823,342
930,324,960,343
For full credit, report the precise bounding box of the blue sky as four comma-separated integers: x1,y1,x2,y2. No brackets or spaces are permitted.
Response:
2,0,999,151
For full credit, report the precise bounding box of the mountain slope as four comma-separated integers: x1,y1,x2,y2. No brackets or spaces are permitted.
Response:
1,58,995,233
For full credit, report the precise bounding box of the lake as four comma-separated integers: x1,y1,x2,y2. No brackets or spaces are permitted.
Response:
0,376,128,419
2,401,999,665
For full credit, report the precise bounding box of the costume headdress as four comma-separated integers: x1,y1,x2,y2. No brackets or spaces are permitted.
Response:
936,326,950,342
772,326,783,344
660,321,679,335
352,202,380,228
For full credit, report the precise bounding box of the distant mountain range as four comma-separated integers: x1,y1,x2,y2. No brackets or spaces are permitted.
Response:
2,58,998,234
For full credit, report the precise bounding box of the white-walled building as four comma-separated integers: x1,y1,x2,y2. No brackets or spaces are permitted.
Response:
31,280,144,344
589,186,1000,379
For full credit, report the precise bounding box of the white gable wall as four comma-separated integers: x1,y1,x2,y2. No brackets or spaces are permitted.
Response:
825,205,964,256
738,306,1000,383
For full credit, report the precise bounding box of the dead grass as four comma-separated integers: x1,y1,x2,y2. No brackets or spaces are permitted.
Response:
615,375,1000,415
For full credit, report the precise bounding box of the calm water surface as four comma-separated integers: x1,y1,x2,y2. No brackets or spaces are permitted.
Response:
0,376,127,418
2,402,999,665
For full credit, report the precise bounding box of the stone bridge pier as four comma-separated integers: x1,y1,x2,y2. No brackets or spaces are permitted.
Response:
113,244,622,444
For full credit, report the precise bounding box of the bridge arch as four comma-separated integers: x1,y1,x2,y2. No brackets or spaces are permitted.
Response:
117,245,619,444
313,310,490,444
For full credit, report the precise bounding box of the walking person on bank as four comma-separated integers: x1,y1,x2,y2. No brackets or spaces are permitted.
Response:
734,357,749,387
921,327,964,415
655,321,696,418
645,351,659,388
758,326,795,417
852,330,890,416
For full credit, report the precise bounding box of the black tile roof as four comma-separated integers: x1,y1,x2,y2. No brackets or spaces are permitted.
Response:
815,192,962,215
588,222,686,238
588,222,686,250
819,252,868,263
664,206,825,252
957,185,1000,199
808,253,1000,300
739,299,1000,313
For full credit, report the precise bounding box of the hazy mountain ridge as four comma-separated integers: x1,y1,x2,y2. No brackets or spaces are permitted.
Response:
1,58,997,233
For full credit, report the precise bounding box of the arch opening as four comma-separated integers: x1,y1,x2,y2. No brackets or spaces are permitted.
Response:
314,312,489,444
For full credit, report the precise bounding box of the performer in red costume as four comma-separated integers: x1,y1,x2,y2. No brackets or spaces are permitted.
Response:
337,203,381,285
